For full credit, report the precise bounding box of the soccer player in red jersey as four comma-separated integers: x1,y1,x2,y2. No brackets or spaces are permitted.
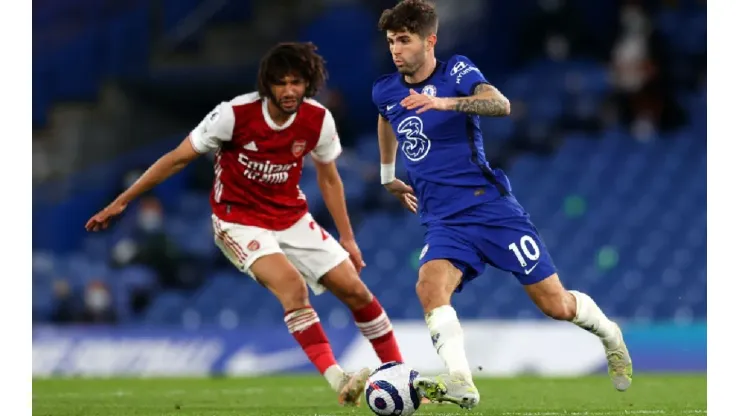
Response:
86,42,403,407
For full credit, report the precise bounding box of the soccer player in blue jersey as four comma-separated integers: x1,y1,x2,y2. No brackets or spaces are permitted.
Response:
371,0,633,409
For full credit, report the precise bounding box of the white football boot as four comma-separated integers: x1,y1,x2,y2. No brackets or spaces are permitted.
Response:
606,323,633,391
337,367,371,407
413,373,480,409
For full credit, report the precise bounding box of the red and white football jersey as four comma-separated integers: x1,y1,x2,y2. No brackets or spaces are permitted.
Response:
188,92,342,230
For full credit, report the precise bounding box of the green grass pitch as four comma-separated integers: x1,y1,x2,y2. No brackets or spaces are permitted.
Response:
33,374,706,415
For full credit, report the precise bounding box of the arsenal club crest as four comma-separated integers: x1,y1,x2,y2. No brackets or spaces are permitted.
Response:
291,140,307,157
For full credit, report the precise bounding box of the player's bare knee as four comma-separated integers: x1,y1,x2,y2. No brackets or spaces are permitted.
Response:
416,265,454,311
321,260,373,310
417,260,460,310
342,280,373,310
417,264,444,293
416,278,445,311
537,294,576,321
415,276,440,298
275,275,310,311
525,273,576,321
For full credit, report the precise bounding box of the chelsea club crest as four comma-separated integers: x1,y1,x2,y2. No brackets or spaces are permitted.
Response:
421,84,437,97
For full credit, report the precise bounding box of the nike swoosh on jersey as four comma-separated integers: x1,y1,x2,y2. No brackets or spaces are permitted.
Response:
524,262,539,275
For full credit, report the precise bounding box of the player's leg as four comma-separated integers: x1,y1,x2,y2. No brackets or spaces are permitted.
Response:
411,227,483,409
247,254,369,404
212,216,354,400
417,260,472,380
522,272,632,391
471,202,632,391
320,259,404,364
274,213,397,405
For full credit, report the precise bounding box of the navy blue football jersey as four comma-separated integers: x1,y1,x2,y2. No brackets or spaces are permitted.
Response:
373,55,558,288
372,55,512,224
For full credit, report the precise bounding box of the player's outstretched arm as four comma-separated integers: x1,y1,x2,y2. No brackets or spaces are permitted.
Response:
314,160,366,271
115,137,201,204
402,84,511,117
85,137,201,231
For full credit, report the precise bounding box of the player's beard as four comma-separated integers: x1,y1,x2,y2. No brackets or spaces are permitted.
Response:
396,53,425,77
398,65,416,76
272,95,303,114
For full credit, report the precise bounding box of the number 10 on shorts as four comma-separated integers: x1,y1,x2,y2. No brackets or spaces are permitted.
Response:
508,235,540,267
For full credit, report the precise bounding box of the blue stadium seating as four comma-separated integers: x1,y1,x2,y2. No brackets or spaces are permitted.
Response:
33,0,253,127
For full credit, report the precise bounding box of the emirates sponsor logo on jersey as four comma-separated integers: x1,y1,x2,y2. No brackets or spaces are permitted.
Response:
237,153,297,184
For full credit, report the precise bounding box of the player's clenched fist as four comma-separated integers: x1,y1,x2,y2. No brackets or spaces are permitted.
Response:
85,200,128,232
340,238,366,273
384,179,418,214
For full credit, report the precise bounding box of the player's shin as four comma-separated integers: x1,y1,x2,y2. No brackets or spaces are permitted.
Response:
568,290,619,349
424,305,473,383
352,296,404,363
284,307,344,391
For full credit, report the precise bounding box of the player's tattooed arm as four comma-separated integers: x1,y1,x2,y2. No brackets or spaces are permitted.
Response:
446,83,511,117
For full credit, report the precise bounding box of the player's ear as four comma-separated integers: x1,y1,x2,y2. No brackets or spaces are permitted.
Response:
425,34,437,50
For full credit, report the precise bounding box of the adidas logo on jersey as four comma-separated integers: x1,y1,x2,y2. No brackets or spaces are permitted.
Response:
243,141,258,151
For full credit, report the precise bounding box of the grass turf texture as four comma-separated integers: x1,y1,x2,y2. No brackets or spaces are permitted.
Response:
33,374,706,415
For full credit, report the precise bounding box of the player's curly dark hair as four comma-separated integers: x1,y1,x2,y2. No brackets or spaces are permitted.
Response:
378,0,438,37
257,42,328,99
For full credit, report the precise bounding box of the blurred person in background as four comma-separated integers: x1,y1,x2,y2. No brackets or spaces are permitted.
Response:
110,194,207,315
81,280,117,324
607,0,686,139
516,0,597,65
50,278,77,324
110,195,182,287
317,87,356,147
85,42,406,407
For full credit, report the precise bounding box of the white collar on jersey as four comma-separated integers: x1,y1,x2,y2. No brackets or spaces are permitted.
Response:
262,98,298,131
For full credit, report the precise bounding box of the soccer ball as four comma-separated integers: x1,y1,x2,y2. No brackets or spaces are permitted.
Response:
364,361,421,416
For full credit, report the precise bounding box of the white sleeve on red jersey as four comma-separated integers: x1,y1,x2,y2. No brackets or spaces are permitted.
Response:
311,109,342,164
188,102,235,153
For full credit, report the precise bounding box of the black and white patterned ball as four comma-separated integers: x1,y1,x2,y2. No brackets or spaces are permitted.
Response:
364,362,421,416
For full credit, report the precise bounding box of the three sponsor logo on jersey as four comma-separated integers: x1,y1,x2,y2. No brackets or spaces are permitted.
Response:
392,61,480,163
398,116,431,162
